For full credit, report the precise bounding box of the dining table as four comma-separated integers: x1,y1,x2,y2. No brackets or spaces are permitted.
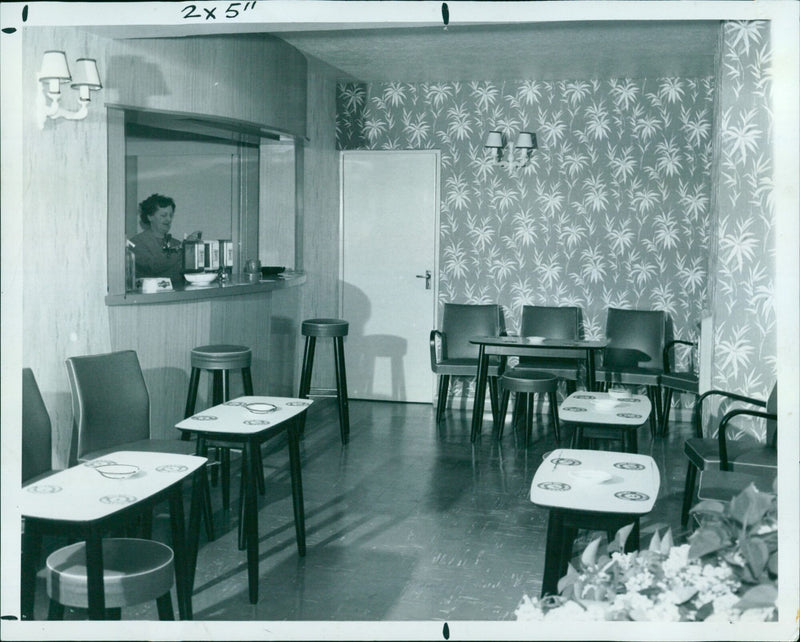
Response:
175,395,312,605
20,450,208,620
529,448,660,596
469,335,608,442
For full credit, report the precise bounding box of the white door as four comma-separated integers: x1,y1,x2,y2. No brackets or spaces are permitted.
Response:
340,150,439,403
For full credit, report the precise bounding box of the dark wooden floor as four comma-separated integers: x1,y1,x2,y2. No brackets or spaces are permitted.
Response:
31,395,696,622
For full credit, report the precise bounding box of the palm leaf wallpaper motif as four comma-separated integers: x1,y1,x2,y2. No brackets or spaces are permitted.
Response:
336,21,774,436
709,21,775,440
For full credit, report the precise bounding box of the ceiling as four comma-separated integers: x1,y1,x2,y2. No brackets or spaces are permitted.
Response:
276,21,720,82
88,18,720,83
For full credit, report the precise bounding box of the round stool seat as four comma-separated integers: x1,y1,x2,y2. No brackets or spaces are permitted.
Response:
301,318,349,338
191,344,252,370
501,369,558,393
46,538,174,610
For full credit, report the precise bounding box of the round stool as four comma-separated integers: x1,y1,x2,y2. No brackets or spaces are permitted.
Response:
298,318,350,444
495,369,560,443
184,344,255,511
46,538,174,620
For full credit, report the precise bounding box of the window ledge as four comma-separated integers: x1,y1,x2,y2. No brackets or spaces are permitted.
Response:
105,271,305,306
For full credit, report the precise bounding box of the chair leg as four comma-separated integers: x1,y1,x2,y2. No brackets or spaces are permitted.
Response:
184,367,201,421
436,375,450,423
156,592,175,620
495,389,511,438
681,463,698,527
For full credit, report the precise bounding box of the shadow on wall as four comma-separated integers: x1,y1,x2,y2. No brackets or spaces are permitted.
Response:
143,366,192,440
267,315,298,397
341,281,408,402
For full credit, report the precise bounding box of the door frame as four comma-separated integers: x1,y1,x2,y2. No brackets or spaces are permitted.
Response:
338,149,442,401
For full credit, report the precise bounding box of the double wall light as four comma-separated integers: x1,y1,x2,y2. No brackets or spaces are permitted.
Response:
36,50,102,129
484,130,537,174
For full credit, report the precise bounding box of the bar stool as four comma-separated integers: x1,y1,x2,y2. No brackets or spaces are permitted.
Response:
184,344,256,509
298,318,350,444
495,369,560,443
45,538,175,620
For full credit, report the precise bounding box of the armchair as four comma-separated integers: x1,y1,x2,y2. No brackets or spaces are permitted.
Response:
681,383,777,526
659,339,699,435
430,303,505,424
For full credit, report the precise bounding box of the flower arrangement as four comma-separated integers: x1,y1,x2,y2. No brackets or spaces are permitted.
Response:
516,483,778,622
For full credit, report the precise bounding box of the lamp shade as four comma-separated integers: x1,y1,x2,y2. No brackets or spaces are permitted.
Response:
71,58,102,89
515,132,537,149
39,50,71,82
484,131,504,148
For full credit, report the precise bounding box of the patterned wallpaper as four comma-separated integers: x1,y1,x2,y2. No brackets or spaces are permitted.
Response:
708,21,776,440
336,21,774,433
337,75,714,372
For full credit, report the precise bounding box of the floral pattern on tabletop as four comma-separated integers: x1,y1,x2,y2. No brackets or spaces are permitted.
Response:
515,483,778,622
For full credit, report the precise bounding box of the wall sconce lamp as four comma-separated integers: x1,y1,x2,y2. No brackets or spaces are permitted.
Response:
484,130,537,174
36,50,102,129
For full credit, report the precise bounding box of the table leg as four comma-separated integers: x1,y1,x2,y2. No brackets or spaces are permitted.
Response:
586,348,596,392
541,509,564,597
85,530,105,620
186,465,207,596
20,522,42,620
243,441,260,604
470,345,489,443
168,485,191,620
287,417,306,556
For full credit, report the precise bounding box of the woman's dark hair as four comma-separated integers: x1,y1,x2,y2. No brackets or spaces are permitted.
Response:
139,193,176,228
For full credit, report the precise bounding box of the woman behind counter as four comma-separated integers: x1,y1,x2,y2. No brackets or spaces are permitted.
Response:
129,193,200,283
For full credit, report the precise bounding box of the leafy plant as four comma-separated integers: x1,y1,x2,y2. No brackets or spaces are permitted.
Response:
515,483,778,622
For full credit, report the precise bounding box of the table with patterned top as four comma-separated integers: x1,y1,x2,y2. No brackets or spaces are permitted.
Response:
529,448,660,597
176,396,312,604
20,450,207,620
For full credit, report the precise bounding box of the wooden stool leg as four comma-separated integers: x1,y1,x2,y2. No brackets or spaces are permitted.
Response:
47,599,65,620
525,393,534,444
334,336,350,444
660,388,674,436
495,389,511,438
549,391,561,442
298,336,316,435
156,592,175,620
242,367,254,396
184,367,201,421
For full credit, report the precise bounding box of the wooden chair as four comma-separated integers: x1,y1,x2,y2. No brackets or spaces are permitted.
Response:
65,350,213,540
682,383,777,526
514,305,583,393
430,303,505,423
659,339,699,436
594,308,666,436
22,368,54,485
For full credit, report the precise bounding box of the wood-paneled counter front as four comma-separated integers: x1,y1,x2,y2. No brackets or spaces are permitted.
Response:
107,273,305,441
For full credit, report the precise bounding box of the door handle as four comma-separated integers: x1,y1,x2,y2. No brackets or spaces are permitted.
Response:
416,270,432,290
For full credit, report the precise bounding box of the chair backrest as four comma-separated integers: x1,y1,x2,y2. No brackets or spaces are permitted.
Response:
520,305,580,340
441,303,504,360
66,350,150,465
603,308,666,370
22,368,53,483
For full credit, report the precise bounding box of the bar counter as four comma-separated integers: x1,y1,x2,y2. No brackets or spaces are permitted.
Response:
105,271,306,306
